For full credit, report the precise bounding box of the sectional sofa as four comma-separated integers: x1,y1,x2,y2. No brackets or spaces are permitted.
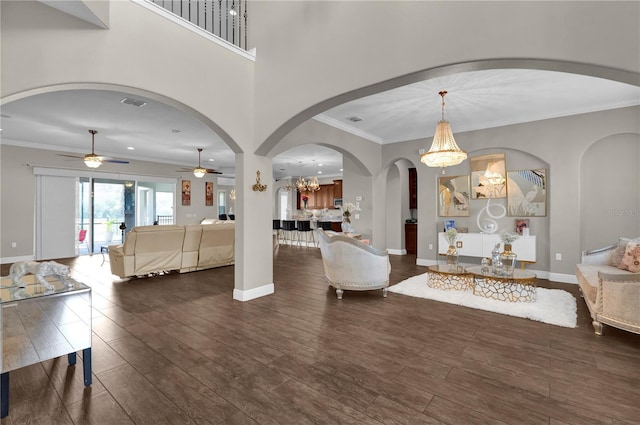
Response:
108,221,235,278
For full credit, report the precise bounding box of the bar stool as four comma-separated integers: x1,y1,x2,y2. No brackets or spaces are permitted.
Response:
316,221,333,247
281,220,297,245
297,220,315,247
273,219,282,246
317,221,333,230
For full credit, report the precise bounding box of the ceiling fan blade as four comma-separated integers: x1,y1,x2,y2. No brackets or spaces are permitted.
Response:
205,169,223,174
103,158,130,164
57,153,85,159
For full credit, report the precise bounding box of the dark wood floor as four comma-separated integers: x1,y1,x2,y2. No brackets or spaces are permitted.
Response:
1,245,639,425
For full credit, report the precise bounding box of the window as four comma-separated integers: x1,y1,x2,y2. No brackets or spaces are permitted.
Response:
218,190,226,215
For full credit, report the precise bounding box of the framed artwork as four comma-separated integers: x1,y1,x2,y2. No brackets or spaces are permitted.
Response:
507,169,547,216
205,182,214,206
470,153,507,199
438,175,470,217
514,218,530,235
181,180,191,206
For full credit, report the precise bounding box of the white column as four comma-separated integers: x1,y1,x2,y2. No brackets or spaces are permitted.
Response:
233,153,274,301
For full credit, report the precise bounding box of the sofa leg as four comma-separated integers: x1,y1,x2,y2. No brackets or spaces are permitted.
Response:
382,288,388,298
592,320,604,336
336,288,344,300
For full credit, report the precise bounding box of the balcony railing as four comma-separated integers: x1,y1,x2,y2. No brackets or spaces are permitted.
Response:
150,0,248,50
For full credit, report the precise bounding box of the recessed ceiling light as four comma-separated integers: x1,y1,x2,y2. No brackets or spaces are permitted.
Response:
318,163,323,167
127,146,135,150
340,168,343,171
318,171,322,174
208,158,215,162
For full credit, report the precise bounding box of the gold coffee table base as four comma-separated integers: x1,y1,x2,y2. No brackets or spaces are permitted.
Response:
466,265,537,303
427,265,473,292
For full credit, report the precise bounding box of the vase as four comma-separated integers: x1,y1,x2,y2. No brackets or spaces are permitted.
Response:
446,245,459,267
341,220,354,233
500,244,517,276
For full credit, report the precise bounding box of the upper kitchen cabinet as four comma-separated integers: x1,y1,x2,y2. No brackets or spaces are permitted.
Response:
409,168,417,209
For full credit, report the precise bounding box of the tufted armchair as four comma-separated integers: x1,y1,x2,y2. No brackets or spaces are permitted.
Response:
317,229,391,299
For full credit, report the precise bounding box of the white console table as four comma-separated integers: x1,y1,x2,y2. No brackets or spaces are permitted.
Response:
438,232,536,262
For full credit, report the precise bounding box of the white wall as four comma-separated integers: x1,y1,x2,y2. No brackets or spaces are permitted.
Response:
580,133,640,250
252,1,640,154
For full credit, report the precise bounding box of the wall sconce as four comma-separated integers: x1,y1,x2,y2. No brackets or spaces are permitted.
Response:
252,170,267,192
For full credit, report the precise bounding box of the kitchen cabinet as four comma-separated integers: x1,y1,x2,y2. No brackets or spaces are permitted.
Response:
297,180,343,209
333,179,342,200
405,223,417,254
409,168,417,209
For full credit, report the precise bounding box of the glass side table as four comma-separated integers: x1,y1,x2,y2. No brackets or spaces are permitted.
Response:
1,274,92,418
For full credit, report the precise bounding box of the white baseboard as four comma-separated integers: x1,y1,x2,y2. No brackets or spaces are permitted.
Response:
387,249,406,256
0,255,34,265
233,283,274,302
547,272,578,284
416,258,438,266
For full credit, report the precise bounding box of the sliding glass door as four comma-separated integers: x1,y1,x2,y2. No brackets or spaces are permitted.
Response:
75,177,175,255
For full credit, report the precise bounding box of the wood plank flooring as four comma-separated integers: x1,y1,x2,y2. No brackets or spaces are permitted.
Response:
1,246,639,424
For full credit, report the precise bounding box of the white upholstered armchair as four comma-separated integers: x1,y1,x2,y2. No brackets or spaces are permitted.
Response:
317,229,391,299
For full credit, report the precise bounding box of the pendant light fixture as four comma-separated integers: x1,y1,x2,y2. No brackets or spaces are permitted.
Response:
420,90,467,170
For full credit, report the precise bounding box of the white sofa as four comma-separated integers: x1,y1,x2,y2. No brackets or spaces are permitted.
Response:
317,229,390,299
576,239,640,335
108,222,234,278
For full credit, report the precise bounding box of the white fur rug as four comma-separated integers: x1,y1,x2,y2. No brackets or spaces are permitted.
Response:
388,273,577,328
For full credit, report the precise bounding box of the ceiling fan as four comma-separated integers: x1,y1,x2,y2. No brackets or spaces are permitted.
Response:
177,148,222,178
58,129,130,168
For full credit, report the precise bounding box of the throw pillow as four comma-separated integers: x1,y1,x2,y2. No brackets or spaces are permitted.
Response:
619,240,640,273
611,237,639,267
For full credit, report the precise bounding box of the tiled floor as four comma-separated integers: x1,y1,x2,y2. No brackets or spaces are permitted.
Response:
1,247,639,424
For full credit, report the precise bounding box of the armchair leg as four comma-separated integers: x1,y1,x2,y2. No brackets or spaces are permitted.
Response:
592,320,604,336
336,288,344,300
382,288,388,298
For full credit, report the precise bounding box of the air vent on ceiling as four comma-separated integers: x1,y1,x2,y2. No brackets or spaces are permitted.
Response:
120,97,147,107
347,116,363,122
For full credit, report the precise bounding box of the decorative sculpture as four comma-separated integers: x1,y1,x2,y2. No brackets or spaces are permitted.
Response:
252,170,267,192
9,260,74,291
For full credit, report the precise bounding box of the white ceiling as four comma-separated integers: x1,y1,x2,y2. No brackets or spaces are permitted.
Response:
1,69,638,180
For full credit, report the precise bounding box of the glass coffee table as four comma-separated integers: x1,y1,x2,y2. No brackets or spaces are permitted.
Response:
466,265,537,302
427,264,474,291
1,274,92,418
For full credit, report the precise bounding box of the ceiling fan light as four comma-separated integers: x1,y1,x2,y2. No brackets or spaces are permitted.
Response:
84,154,102,168
193,167,207,178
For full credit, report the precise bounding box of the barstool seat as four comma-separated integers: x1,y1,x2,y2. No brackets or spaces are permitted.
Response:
296,220,315,247
316,221,333,247
282,220,297,245
273,219,283,246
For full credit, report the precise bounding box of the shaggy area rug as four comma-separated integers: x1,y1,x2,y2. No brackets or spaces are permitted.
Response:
388,273,577,328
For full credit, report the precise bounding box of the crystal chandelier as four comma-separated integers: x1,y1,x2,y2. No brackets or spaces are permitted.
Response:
282,180,296,191
420,90,467,170
296,176,320,192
